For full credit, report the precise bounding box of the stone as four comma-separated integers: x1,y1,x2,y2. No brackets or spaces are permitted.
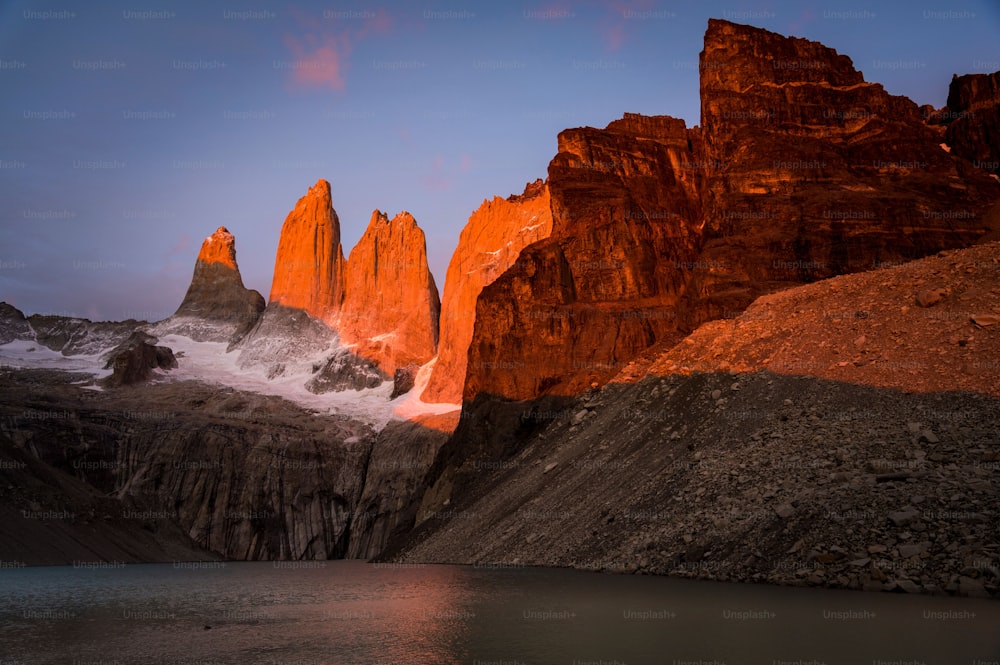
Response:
101,332,177,387
915,288,947,308
970,313,1000,327
958,575,990,598
390,364,420,399
774,504,795,519
888,507,920,527
898,542,927,558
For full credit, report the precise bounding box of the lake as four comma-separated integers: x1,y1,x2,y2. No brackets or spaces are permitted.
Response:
0,560,997,664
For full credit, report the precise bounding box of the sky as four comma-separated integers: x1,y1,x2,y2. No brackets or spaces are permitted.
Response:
1,0,998,322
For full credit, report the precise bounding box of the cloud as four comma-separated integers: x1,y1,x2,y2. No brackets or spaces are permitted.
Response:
599,0,657,51
283,33,347,90
283,9,392,92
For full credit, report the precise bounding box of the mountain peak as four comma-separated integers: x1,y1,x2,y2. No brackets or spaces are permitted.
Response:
196,226,238,270
268,180,346,322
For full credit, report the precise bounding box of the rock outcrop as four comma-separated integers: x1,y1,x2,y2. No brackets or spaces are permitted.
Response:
101,331,177,387
0,302,33,345
943,71,1000,177
461,20,999,403
338,210,440,375
268,179,346,323
154,226,265,343
422,180,553,404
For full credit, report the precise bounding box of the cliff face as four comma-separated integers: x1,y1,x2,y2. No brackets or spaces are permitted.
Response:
944,71,1000,177
465,114,705,400
156,226,265,344
461,20,999,403
0,374,451,562
691,18,997,324
268,179,346,323
339,211,441,375
421,180,552,404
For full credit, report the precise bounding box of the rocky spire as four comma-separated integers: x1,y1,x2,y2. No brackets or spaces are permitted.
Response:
338,209,440,375
268,179,346,323
165,226,265,343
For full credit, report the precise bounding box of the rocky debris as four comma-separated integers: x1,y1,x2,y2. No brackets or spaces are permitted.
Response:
101,331,177,387
151,226,265,344
422,179,553,404
305,349,386,393
267,179,346,323
916,287,948,308
943,71,1000,177
385,242,1000,599
0,302,33,345
338,210,440,375
461,20,998,405
647,241,1000,399
390,364,419,399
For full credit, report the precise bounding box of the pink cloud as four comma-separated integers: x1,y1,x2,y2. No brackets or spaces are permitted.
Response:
283,9,392,92
284,33,347,90
460,153,474,172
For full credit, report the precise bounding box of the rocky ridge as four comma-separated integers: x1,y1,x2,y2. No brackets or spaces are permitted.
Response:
462,20,999,403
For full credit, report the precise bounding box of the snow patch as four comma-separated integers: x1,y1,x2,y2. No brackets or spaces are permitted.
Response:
0,339,112,379
392,356,461,419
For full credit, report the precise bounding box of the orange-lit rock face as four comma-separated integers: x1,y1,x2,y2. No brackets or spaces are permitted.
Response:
421,179,552,404
339,210,441,375
197,226,239,270
464,116,705,401
268,179,346,323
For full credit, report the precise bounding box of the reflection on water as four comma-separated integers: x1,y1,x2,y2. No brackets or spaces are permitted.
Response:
0,560,997,664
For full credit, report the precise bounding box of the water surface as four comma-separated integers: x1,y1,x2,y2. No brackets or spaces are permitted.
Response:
0,561,997,664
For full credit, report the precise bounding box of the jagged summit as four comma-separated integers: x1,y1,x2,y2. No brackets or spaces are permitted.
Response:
196,226,239,270
152,225,265,344
339,208,440,375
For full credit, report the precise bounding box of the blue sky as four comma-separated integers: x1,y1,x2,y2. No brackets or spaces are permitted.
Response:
1,0,998,321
